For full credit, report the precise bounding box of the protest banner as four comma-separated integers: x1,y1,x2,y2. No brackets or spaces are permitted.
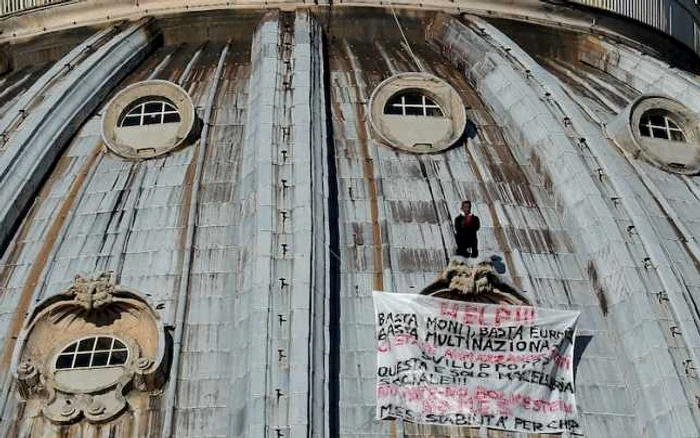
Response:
374,291,580,434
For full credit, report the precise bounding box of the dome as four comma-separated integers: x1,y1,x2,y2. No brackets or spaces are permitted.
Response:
1,2,700,437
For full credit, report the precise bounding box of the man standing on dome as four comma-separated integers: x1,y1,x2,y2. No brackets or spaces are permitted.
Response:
454,200,480,258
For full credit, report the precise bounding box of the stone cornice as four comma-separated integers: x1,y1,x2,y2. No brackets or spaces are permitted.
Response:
0,0,612,44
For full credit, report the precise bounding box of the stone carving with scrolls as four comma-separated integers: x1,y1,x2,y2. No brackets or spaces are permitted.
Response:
11,272,169,425
420,256,531,305
65,272,115,311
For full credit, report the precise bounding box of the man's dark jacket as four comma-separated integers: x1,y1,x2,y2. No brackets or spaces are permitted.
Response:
454,213,480,258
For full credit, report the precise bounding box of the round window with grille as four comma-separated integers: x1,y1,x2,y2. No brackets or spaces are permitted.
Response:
383,91,444,117
51,335,133,393
638,110,687,142
118,97,182,128
369,73,466,153
55,336,129,370
102,80,197,160
613,95,700,175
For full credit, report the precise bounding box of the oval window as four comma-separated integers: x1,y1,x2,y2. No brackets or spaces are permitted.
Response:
118,97,182,127
102,80,196,160
613,95,700,174
55,336,129,370
383,91,444,117
369,73,466,153
638,110,686,142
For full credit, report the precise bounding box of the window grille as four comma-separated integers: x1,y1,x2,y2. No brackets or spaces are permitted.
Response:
639,112,686,142
55,336,128,370
119,99,181,127
384,92,443,117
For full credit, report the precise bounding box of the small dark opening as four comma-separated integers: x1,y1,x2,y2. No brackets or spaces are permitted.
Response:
56,355,73,370
74,353,91,368
96,337,112,350
109,350,128,366
78,338,95,352
91,352,109,367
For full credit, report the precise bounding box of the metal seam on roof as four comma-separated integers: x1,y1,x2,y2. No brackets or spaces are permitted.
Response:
234,13,280,436
301,11,333,436
291,11,329,435
0,24,118,137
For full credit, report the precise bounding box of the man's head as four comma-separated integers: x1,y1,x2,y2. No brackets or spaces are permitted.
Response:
461,200,472,214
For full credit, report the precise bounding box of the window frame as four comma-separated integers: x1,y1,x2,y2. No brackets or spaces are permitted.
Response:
639,111,687,142
118,97,181,128
383,91,444,117
54,335,129,371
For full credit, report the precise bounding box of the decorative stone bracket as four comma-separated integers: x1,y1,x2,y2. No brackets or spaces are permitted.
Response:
420,255,531,305
11,272,169,425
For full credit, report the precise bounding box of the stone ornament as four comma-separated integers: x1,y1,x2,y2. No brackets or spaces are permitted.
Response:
43,383,128,424
11,273,169,425
420,256,530,305
65,272,115,311
16,359,41,399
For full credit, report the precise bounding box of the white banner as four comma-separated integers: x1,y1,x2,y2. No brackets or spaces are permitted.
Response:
374,291,580,434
